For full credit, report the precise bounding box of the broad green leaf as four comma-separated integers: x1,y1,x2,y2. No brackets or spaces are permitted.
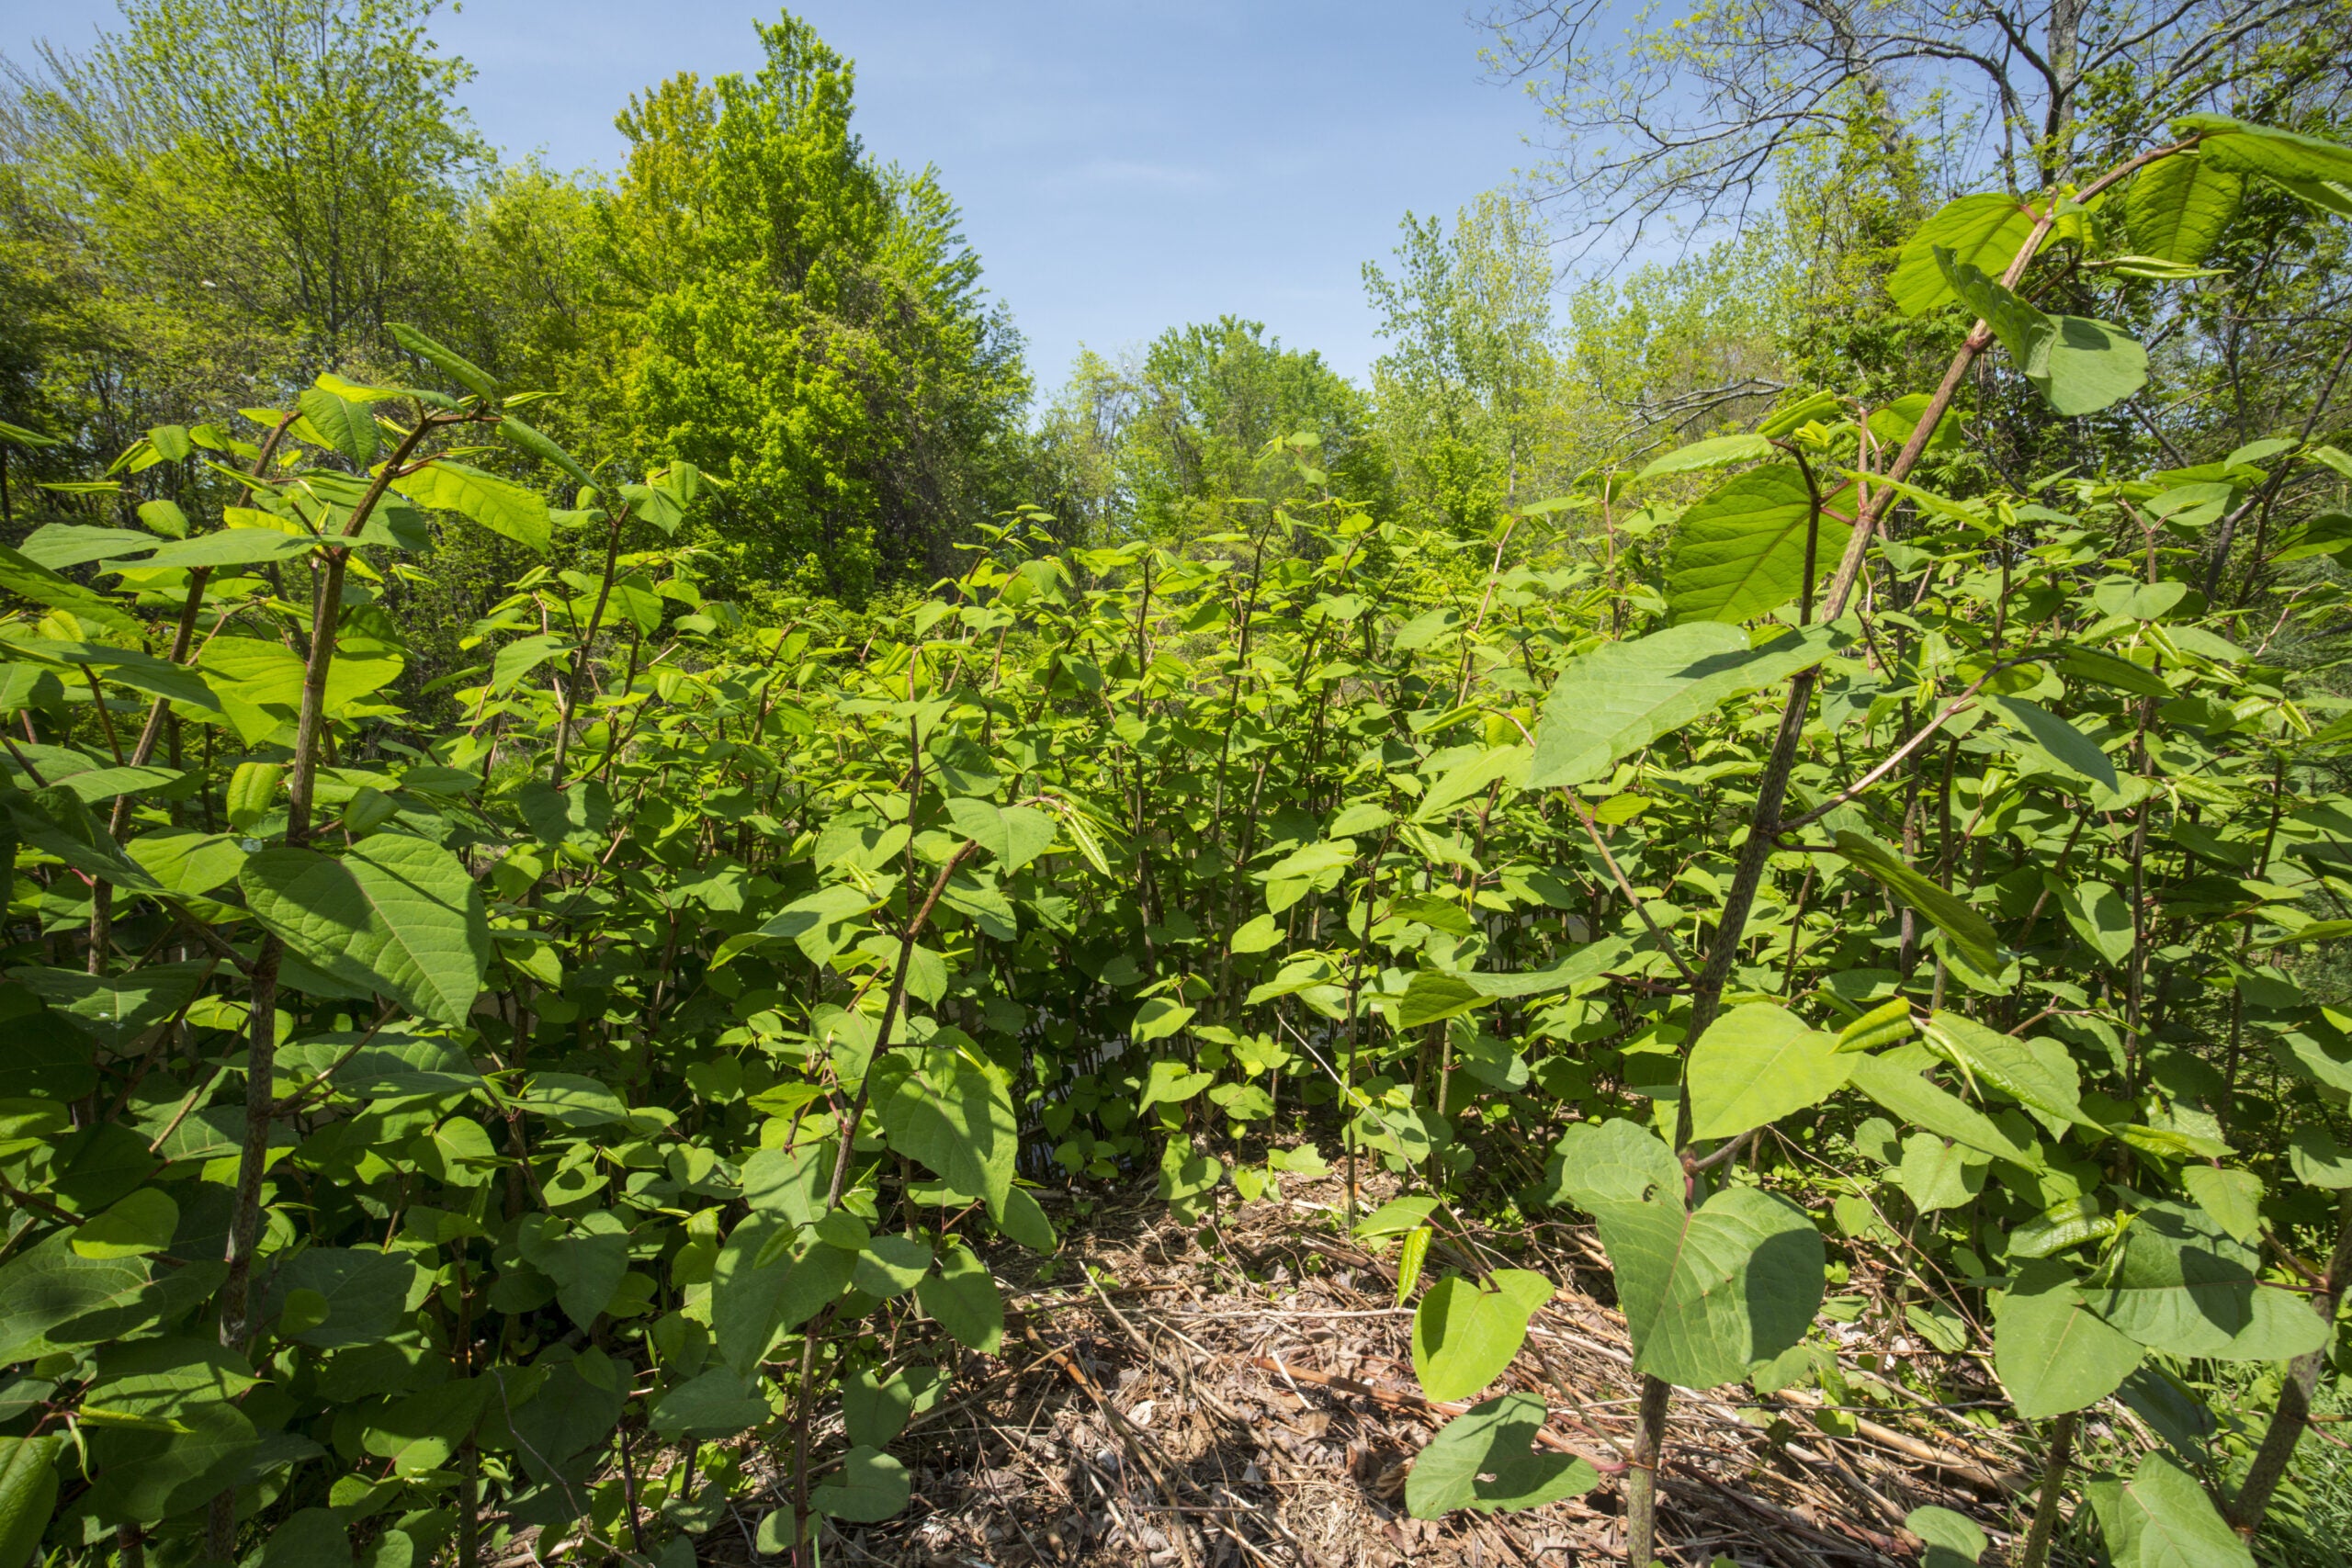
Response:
842,1364,946,1450
1935,250,2148,416
1896,1134,1985,1212
2179,1166,2262,1242
1548,1122,1822,1384
516,1213,629,1332
1986,695,2120,793
1136,1057,1212,1109
713,1217,852,1376
499,414,594,490
1416,744,1531,821
509,1348,628,1482
125,828,246,897
516,778,613,849
134,529,322,571
2052,875,2135,966
1891,193,2041,314
1686,1001,1852,1138
1634,433,1772,482
1995,1263,2144,1417
2289,1123,2352,1188
6,961,209,1049
649,1367,769,1440
297,387,380,466
0,1437,60,1568
1527,623,1832,789
241,831,492,1025
1848,1046,2043,1168
387,321,502,401
1131,998,1195,1044
2125,152,2243,264
2085,1452,2255,1568
0,1235,153,1362
1906,1506,1987,1568
80,1399,257,1523
874,1046,1018,1222
916,1243,1003,1352
2091,1202,2329,1362
1830,831,2002,976
273,1247,418,1348
1405,1393,1599,1518
72,1189,178,1259
392,461,550,553
17,524,158,570
2180,113,2352,186
1666,464,1854,625
1919,1011,2088,1130
1411,1269,1553,1402
811,1446,910,1522
853,1234,932,1299
249,1507,355,1568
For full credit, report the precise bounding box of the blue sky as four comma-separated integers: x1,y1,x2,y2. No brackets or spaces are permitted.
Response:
5,1,1546,394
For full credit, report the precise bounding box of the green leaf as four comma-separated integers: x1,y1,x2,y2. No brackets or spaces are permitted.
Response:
2125,152,2243,264
392,461,550,553
2180,113,2352,186
274,1247,419,1348
387,321,503,401
1545,1121,1823,1384
1919,1011,2088,1131
1527,623,1833,789
297,387,380,466
1411,1269,1553,1402
712,1217,852,1376
1405,1393,1598,1518
916,1243,1003,1352
1934,249,2148,416
248,1507,355,1568
1686,1001,1852,1139
1416,744,1531,821
499,415,594,491
17,524,162,570
240,831,492,1025
72,1189,178,1259
1666,464,1853,625
2052,875,2135,967
135,529,323,571
1986,696,2120,793
2091,1202,2329,1362
811,1446,910,1523
853,1234,933,1300
1906,1506,1987,1568
1136,1057,1213,1110
842,1364,946,1450
2085,1452,2255,1568
1896,1134,1986,1213
0,1233,153,1362
0,1437,59,1568
516,1213,630,1333
2179,1166,2262,1243
1891,193,2041,315
649,1367,769,1440
2290,1124,2352,1188
1995,1263,2144,1418
1847,1046,2042,1168
1830,831,2003,976
81,1398,257,1523
1131,998,1196,1044
1634,434,1773,482
874,1046,1018,1223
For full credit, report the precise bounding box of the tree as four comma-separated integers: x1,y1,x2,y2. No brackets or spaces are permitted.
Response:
1363,192,1566,532
1088,317,1391,537
588,13,1029,599
6,0,487,412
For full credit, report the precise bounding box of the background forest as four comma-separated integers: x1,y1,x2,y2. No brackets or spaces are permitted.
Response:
8,2,2352,1568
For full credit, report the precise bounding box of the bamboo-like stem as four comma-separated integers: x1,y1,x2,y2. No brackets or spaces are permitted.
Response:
2018,1411,2075,1568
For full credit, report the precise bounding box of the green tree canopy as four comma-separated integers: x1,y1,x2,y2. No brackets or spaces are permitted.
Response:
589,15,1028,599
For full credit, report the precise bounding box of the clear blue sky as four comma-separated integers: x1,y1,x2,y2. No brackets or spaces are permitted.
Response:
5,1,1546,394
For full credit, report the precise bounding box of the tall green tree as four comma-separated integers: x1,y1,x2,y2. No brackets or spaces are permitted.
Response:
589,14,1028,599
6,0,487,427
1363,192,1566,532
